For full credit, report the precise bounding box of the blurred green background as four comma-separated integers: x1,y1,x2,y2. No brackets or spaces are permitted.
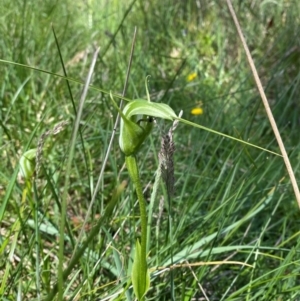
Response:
1,0,300,300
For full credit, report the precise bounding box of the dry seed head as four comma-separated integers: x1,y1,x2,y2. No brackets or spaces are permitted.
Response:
159,133,175,197
158,111,182,197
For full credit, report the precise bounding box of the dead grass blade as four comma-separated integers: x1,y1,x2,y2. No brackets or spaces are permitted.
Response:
226,0,300,208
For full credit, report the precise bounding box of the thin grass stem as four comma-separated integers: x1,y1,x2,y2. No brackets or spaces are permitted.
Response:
76,27,138,250
57,47,100,300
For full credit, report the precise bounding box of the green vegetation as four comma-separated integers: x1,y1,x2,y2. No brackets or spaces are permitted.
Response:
1,0,300,300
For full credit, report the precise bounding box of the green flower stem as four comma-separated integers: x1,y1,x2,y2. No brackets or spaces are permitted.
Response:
125,155,148,293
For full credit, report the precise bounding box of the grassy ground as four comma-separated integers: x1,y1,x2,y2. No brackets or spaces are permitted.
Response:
1,0,300,300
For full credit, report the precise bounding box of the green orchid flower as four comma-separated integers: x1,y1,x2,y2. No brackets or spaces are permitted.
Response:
19,148,37,180
109,76,280,300
118,99,177,156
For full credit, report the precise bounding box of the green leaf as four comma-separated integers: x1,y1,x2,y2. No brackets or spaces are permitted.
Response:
132,240,150,300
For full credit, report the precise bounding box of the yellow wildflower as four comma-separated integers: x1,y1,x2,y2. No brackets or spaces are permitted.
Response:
191,107,203,115
187,72,197,82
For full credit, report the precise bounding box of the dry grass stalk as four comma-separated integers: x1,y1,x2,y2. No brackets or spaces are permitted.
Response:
226,0,300,208
36,120,69,176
